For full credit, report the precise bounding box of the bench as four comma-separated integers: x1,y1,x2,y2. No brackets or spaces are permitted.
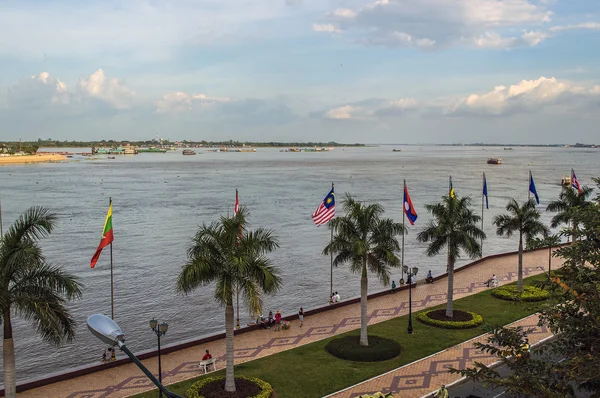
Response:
198,358,217,373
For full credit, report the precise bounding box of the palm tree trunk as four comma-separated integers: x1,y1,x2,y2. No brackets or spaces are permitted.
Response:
3,309,16,398
517,233,524,292
359,261,369,346
446,255,454,318
224,303,236,392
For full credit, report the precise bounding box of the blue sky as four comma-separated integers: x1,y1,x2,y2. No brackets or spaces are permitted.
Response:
1,0,599,144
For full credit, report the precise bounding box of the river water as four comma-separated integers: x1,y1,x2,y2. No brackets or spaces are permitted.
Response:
1,145,598,383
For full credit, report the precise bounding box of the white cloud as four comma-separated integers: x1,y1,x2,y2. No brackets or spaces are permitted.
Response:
314,0,558,50
444,76,598,116
550,22,600,32
6,69,134,112
77,69,134,110
155,92,231,114
325,105,357,119
312,23,340,33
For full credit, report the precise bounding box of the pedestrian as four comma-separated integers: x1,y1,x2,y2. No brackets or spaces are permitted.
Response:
298,307,304,327
335,291,340,302
391,280,396,293
433,384,448,398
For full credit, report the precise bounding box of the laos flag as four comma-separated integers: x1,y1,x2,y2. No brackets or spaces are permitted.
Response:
404,184,418,225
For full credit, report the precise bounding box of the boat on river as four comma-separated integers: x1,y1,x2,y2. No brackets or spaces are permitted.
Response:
561,176,571,186
487,157,502,165
182,149,197,155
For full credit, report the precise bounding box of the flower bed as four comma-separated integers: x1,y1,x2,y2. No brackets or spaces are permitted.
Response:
325,335,402,362
187,375,273,398
417,309,484,329
492,285,550,302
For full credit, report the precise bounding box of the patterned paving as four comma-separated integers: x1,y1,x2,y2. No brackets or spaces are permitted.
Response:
17,249,561,398
328,315,550,398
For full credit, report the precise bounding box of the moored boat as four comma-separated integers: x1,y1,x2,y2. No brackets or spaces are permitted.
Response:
392,149,402,152
182,149,197,155
487,157,502,165
561,176,571,186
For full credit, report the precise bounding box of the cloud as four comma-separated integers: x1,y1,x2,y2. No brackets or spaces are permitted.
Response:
6,69,134,113
155,92,231,114
313,0,562,50
313,77,600,119
549,22,600,32
0,1,298,62
312,23,341,33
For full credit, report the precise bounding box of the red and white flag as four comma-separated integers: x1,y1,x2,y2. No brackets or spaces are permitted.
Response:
234,189,239,215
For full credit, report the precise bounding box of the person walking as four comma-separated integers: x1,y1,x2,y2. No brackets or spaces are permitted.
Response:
391,280,397,293
298,307,304,327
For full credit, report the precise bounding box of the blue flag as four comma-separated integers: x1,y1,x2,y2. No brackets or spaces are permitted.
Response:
483,172,489,209
529,171,540,204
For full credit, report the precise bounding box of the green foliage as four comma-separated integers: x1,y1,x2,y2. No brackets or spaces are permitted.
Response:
0,206,83,344
417,310,484,329
186,376,273,398
492,285,550,302
325,335,402,362
546,185,594,241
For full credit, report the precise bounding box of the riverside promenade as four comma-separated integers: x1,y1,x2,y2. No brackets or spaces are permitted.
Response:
16,248,562,398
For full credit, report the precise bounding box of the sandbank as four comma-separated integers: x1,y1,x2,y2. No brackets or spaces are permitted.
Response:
0,154,67,165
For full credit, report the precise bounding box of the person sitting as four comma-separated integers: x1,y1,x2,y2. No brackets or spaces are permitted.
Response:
487,274,499,287
331,292,337,303
202,349,212,361
391,280,396,293
335,291,340,302
256,315,268,329
268,311,274,327
426,270,434,284
274,310,282,331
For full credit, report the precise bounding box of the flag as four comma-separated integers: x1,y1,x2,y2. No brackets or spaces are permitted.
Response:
234,189,239,215
483,172,489,210
312,188,335,226
571,168,582,194
403,183,418,225
91,202,114,268
529,171,540,205
449,176,455,198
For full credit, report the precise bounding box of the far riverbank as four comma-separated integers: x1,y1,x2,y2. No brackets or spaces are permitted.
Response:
0,154,67,165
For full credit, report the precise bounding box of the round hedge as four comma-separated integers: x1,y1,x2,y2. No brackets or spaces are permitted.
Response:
492,285,550,302
325,335,402,362
417,309,484,329
186,375,273,398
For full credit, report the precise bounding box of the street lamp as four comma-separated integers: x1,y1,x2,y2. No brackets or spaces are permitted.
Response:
87,314,182,398
150,318,169,398
403,266,419,334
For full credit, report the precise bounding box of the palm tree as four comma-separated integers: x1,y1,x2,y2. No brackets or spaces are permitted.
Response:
417,195,485,318
176,207,281,393
494,199,549,292
323,194,404,346
546,186,594,242
0,207,82,398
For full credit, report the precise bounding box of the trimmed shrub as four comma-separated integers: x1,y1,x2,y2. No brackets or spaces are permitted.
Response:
325,335,402,362
492,284,550,302
186,375,273,398
417,309,484,329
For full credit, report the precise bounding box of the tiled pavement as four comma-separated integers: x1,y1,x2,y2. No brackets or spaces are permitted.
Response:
327,314,549,398
19,249,561,398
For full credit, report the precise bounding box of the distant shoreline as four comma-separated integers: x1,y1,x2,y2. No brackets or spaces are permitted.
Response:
0,154,67,165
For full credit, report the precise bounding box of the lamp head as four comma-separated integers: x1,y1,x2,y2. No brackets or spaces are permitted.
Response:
87,314,125,347
402,265,408,273
159,322,169,334
149,318,158,330
412,267,418,276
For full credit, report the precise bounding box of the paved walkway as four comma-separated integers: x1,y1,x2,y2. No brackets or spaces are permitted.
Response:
327,314,550,398
19,249,561,398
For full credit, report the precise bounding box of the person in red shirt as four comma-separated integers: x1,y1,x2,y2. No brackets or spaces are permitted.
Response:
202,349,212,360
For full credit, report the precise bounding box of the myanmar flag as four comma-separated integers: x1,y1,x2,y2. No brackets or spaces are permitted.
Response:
90,202,114,268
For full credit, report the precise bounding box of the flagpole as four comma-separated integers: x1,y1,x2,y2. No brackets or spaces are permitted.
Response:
528,171,531,201
481,173,484,258
0,196,3,239
330,182,334,304
402,180,406,284
109,197,114,320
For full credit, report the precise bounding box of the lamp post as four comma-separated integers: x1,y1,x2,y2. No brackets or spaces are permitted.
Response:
150,318,169,398
87,314,182,398
403,265,418,335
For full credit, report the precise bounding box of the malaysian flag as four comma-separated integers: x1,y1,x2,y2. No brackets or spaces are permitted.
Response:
312,187,335,226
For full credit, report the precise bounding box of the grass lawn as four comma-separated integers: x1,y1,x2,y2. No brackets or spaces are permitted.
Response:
134,275,547,398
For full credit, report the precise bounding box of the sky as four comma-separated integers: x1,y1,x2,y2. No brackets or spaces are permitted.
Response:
0,0,599,144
